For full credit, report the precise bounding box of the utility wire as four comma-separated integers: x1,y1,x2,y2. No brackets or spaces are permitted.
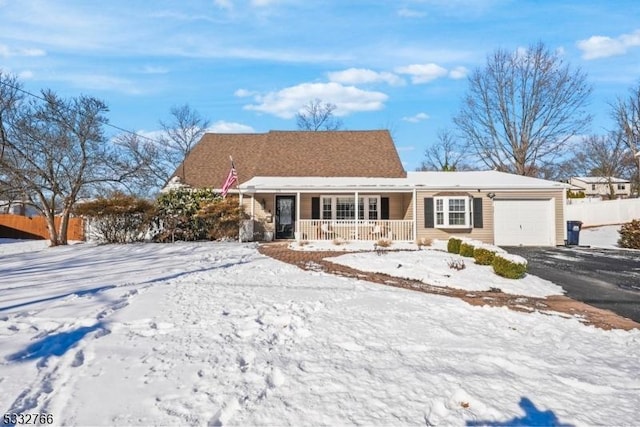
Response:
0,78,160,144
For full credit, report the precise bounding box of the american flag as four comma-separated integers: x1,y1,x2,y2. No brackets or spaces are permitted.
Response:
221,159,238,197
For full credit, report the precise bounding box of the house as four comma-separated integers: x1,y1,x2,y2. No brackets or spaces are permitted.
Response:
569,176,631,199
171,130,567,246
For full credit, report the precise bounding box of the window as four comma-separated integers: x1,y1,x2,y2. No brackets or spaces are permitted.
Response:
591,184,596,191
435,199,444,225
368,198,378,220
322,197,332,220
618,183,626,190
336,197,355,220
433,196,472,228
320,196,381,220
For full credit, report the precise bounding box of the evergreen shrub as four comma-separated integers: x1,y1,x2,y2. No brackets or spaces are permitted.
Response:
492,254,528,279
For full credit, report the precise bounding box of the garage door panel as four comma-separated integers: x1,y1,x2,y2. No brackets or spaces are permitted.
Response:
494,199,554,246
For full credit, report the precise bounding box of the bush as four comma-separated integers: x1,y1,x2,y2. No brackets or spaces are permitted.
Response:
196,197,246,240
376,238,392,248
618,220,640,249
447,258,465,270
473,247,496,265
459,242,475,257
492,254,528,279
447,237,462,254
74,193,155,243
416,237,432,248
154,188,221,242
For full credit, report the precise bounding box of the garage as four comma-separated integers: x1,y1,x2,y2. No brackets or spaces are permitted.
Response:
493,199,555,246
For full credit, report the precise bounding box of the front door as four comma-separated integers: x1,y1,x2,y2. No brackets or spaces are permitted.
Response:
275,195,296,239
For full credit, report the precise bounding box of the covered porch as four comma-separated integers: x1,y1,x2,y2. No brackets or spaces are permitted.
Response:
239,176,416,242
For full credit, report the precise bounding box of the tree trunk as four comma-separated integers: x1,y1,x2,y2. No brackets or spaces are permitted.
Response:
44,211,60,246
58,209,71,245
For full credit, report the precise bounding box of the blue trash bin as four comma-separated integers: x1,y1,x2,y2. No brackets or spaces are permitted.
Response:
566,220,583,245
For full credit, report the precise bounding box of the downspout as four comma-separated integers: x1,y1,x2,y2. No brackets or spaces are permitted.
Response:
412,188,417,243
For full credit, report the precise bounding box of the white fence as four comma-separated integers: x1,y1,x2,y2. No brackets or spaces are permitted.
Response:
566,198,640,227
297,220,414,241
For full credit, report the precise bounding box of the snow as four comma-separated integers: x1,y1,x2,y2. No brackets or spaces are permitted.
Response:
330,248,561,298
1,238,639,426
579,225,622,249
240,170,565,191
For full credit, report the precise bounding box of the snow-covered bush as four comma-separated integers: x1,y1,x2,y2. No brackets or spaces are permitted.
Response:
447,237,462,254
618,220,640,249
376,238,392,248
447,257,465,270
459,242,475,257
473,247,496,265
492,253,528,279
74,193,155,244
416,237,432,248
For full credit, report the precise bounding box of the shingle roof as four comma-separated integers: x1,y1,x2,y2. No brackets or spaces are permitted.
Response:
171,130,406,188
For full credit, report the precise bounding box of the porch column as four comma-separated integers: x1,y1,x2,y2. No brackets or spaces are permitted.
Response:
250,195,255,218
354,191,359,240
412,188,417,242
296,191,301,241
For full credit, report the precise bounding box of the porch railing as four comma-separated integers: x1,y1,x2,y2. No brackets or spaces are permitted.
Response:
297,220,414,242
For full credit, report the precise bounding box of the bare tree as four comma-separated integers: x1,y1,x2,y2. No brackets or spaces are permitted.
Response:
454,42,592,176
573,133,633,198
418,129,471,171
612,81,640,196
159,104,210,182
296,98,343,131
0,72,24,211
0,80,148,245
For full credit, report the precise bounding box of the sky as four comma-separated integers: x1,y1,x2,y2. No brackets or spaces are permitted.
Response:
1,0,639,171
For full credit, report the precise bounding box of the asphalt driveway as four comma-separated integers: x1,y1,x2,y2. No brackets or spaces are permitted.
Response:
505,246,640,323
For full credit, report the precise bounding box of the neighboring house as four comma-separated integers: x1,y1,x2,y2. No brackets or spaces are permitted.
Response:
170,130,567,246
569,176,631,199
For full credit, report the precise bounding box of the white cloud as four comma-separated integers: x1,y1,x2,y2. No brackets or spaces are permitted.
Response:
208,120,255,133
0,44,46,58
62,74,143,95
577,29,640,60
327,68,404,86
395,63,448,84
234,88,257,97
18,70,34,80
397,8,427,18
402,112,430,123
242,82,388,119
251,0,278,6
140,65,169,75
214,0,233,9
448,66,468,79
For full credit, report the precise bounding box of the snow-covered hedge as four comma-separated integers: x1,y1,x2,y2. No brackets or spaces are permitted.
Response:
459,242,475,257
447,237,462,254
492,253,528,279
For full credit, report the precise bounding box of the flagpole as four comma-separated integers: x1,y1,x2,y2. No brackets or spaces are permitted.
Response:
230,156,244,243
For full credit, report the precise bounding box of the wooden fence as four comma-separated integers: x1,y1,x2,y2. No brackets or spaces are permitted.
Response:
0,214,84,241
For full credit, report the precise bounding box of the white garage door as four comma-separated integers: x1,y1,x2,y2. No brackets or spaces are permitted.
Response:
493,199,555,246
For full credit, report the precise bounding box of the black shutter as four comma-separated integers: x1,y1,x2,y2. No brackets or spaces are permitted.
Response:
424,198,434,228
473,197,483,228
311,197,320,219
381,197,390,220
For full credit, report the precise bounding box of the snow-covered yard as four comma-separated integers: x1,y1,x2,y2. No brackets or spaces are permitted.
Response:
1,232,638,426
